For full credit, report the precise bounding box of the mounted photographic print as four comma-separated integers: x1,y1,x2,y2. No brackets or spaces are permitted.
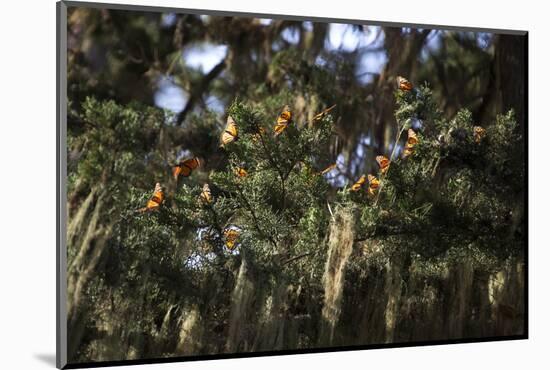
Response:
56,1,528,368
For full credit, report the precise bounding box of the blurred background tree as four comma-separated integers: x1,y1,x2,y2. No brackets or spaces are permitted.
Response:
65,6,526,364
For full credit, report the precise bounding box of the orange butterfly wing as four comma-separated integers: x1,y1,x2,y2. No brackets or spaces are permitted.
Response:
174,157,201,179
367,174,380,197
172,166,182,180
403,129,418,158
473,126,486,143
397,76,413,91
312,104,336,122
235,167,248,177
144,183,164,211
351,175,366,192
274,105,292,136
183,157,201,170
200,183,212,204
146,199,160,210
406,129,418,145
180,166,192,177
376,155,390,174
221,116,238,145
224,229,240,250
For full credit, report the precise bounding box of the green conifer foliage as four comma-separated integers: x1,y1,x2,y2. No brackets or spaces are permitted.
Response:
67,80,523,359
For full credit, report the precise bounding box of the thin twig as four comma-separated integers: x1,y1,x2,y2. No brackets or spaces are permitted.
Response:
258,130,283,178
236,185,278,249
327,201,335,222
165,51,182,76
257,129,289,212
282,252,312,266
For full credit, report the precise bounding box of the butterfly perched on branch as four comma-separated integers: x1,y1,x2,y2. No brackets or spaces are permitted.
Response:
351,175,366,192
172,157,202,180
376,155,390,174
138,182,164,212
311,104,336,123
200,183,213,204
367,174,380,197
235,167,248,178
223,227,240,251
473,126,486,143
274,105,292,136
220,115,238,147
397,76,413,91
403,129,419,158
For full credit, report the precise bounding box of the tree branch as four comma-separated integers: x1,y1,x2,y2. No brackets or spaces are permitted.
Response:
282,252,312,266
236,185,278,249
176,59,227,126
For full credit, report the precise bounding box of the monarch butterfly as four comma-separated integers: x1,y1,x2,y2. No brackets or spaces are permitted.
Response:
351,175,366,192
403,129,419,158
397,76,413,91
274,105,292,136
312,104,337,123
223,228,240,250
367,174,380,197
221,115,238,146
200,183,212,204
320,163,337,175
173,157,202,180
235,167,248,178
376,155,390,174
139,182,164,212
473,126,486,143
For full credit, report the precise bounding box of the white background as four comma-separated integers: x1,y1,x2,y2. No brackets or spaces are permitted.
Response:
0,0,546,369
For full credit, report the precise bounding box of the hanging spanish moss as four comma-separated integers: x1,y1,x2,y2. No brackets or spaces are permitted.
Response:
321,209,355,345
226,257,255,352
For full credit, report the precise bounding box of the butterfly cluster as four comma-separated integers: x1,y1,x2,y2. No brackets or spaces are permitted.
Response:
138,102,336,251
349,77,488,203
139,76,489,251
349,78,416,199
